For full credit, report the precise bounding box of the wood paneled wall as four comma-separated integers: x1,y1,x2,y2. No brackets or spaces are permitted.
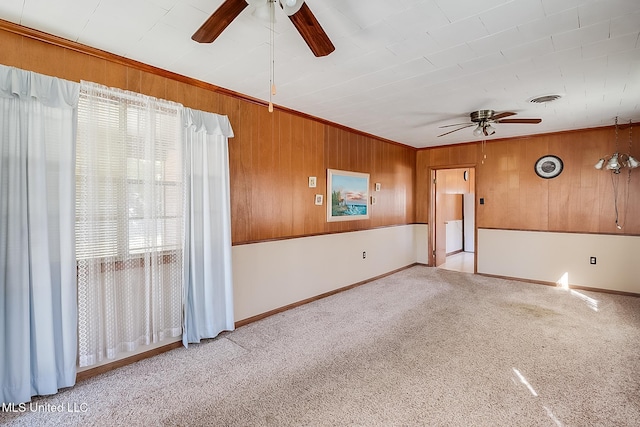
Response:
225,103,416,243
439,194,463,222
417,126,640,235
436,168,472,195
0,24,415,245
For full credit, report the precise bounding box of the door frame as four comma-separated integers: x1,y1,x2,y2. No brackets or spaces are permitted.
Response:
428,164,477,272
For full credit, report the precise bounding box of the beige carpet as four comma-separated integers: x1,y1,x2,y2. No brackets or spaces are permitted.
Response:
2,266,639,426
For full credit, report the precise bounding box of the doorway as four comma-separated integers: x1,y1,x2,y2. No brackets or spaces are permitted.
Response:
431,167,476,273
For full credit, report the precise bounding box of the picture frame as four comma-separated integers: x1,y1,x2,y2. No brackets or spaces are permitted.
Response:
326,169,370,222
314,194,323,205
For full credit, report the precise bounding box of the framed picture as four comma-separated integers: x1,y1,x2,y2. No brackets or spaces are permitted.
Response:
314,194,323,205
327,169,370,222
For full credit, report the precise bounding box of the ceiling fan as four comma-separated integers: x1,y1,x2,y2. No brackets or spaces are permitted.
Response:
192,0,335,57
437,110,542,137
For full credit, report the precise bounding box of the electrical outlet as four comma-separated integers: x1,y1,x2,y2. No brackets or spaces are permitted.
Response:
362,251,366,259
590,257,596,265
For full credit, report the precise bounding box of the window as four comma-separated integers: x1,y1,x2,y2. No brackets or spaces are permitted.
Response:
76,92,183,259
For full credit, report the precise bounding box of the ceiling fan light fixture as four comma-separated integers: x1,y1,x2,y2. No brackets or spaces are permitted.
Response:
594,158,605,169
438,110,542,138
485,123,496,135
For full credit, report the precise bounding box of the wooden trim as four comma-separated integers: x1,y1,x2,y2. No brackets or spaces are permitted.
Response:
477,227,640,238
568,284,640,298
477,273,640,298
416,122,639,151
445,249,463,256
0,19,414,151
234,263,419,328
429,165,478,269
75,341,183,383
429,163,477,170
231,223,417,246
75,253,180,274
101,254,178,272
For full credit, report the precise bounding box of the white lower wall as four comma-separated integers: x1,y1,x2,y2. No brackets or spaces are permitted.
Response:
232,225,421,321
445,220,463,254
414,223,429,265
477,228,640,294
463,193,475,252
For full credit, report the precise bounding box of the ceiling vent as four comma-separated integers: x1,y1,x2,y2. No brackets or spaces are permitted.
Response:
529,94,562,104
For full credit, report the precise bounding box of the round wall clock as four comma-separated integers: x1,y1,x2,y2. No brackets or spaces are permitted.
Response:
534,155,563,179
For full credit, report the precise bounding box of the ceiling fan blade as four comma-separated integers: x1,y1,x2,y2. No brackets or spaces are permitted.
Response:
192,0,248,43
285,2,335,57
490,111,517,121
438,122,472,129
496,118,542,124
437,124,475,137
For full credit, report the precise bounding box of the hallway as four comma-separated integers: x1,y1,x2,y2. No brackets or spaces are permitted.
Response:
438,251,474,274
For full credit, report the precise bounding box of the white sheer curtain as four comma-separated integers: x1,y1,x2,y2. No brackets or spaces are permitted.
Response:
0,65,78,404
76,82,183,367
182,108,235,346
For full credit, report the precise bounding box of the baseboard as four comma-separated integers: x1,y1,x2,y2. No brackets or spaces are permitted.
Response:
76,341,183,383
476,273,640,297
445,249,463,256
234,263,419,328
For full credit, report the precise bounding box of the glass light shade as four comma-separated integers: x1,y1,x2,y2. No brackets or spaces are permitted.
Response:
626,155,640,169
485,124,496,135
605,153,621,171
472,125,483,137
594,158,605,169
281,0,303,15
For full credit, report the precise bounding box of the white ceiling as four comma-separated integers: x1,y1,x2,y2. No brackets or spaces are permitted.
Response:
2,0,640,148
